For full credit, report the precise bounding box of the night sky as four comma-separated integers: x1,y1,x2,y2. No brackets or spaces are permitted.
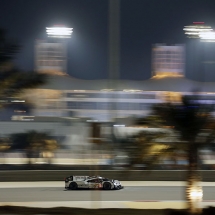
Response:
1,0,215,80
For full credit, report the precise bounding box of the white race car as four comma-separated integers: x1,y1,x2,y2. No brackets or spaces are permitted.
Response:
65,175,123,190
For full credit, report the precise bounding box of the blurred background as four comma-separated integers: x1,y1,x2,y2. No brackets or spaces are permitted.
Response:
1,0,215,172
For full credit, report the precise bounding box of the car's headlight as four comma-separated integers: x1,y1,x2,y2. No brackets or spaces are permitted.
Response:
114,181,120,185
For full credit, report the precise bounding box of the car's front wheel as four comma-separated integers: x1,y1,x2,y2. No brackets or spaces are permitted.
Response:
103,182,112,190
114,185,120,190
69,182,78,190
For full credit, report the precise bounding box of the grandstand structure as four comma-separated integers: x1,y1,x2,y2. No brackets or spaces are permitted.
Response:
30,18,215,122
21,74,215,122
28,42,215,122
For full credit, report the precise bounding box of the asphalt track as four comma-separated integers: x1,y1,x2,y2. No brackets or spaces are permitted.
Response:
0,182,215,209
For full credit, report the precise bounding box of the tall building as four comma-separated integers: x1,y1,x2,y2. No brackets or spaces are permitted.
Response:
152,44,185,78
35,40,67,75
35,26,72,75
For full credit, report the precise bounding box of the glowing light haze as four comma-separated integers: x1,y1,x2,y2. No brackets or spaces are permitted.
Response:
200,31,215,41
46,26,73,38
183,22,213,38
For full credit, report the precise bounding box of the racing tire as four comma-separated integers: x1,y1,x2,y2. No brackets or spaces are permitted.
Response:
69,182,78,190
103,182,112,190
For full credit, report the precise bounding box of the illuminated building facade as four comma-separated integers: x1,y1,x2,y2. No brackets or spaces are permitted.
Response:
22,74,215,122
35,26,72,75
152,44,185,78
28,26,215,121
30,39,215,121
35,41,67,74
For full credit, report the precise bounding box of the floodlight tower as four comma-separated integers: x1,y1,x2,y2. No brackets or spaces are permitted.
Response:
35,25,73,75
183,22,215,82
108,0,120,81
108,0,121,123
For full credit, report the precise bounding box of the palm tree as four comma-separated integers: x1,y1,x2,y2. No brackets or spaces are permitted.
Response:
0,28,48,163
0,137,11,166
117,129,169,170
0,28,19,67
0,28,47,104
152,95,215,214
10,130,58,165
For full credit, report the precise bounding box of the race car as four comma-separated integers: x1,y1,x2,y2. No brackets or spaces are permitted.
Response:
64,175,123,190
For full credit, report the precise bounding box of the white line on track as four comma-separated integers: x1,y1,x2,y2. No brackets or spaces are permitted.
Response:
0,201,215,209
0,182,215,209
0,181,214,188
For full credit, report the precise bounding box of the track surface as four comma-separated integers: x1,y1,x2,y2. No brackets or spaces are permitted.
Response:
0,186,214,202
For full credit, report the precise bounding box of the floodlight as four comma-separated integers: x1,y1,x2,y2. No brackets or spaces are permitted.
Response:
46,26,73,38
183,23,213,38
200,31,215,41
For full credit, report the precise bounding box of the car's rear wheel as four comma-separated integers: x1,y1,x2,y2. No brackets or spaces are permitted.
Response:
103,182,112,190
69,182,78,190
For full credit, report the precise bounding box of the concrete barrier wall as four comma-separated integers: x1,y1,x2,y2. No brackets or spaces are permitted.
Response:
1,170,215,182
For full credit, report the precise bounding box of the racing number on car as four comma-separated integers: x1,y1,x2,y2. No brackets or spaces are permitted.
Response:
93,183,102,188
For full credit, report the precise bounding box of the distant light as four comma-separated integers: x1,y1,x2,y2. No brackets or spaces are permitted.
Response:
46,26,73,38
193,22,205,24
101,89,114,92
200,31,215,41
189,187,203,199
35,162,48,164
123,89,143,93
113,124,125,127
74,90,86,92
183,23,213,38
153,74,183,79
14,110,26,113
87,120,99,122
11,100,25,102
